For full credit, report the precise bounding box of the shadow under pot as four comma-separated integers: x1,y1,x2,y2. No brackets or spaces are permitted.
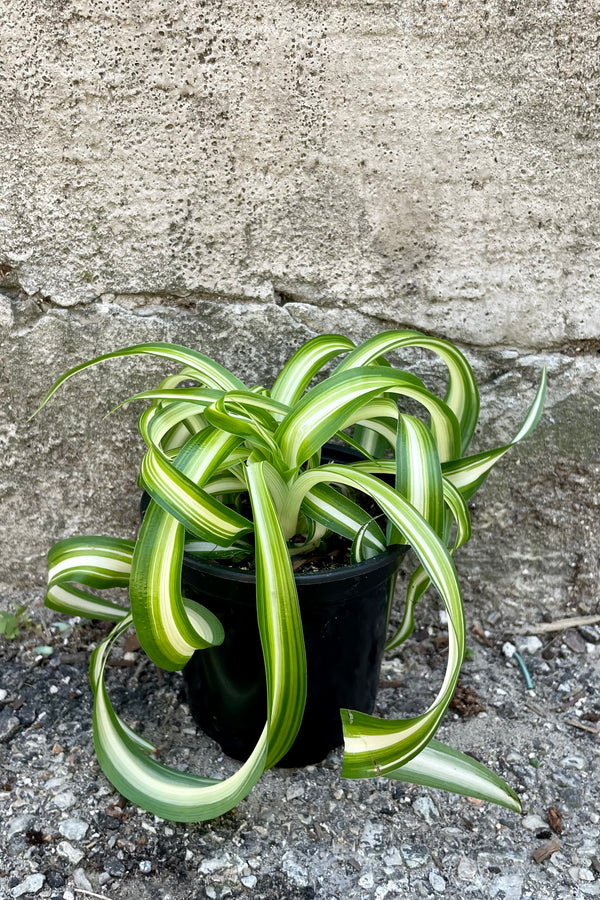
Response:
181,543,406,768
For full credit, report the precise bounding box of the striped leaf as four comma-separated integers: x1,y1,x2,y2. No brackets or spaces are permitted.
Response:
442,367,547,498
334,329,480,453
289,464,465,777
31,342,246,419
277,367,460,469
393,414,444,541
246,460,307,768
385,737,521,812
130,429,249,671
300,484,387,558
386,478,472,650
271,334,356,406
46,536,134,621
89,615,270,822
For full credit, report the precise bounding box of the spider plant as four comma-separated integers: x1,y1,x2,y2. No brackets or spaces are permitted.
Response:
33,330,546,822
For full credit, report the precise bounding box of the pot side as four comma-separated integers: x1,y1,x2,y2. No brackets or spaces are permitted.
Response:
182,545,405,767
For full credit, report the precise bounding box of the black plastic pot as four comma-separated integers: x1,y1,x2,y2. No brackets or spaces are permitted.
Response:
179,443,406,767
182,544,405,767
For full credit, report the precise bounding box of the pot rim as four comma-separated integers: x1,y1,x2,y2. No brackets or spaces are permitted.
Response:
182,543,406,586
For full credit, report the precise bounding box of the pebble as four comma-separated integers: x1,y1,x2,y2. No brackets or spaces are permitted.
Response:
429,871,446,893
517,635,543,655
45,871,64,890
579,868,595,883
579,625,600,644
240,875,257,889
376,881,406,899
383,848,403,868
56,841,85,865
286,783,305,801
52,791,76,811
58,819,89,841
0,710,21,743
413,795,440,824
502,642,516,659
361,820,384,847
281,852,310,888
359,871,375,889
562,755,586,770
11,874,45,897
0,688,7,701
564,631,588,654
401,844,431,868
522,814,548,831
139,860,152,874
457,857,478,881
7,814,34,838
104,857,125,877
72,869,93,891
199,855,232,875
490,873,524,897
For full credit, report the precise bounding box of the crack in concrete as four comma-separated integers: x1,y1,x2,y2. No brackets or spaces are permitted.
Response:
3,271,599,356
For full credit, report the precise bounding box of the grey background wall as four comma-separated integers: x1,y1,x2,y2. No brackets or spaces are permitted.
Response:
1,0,598,624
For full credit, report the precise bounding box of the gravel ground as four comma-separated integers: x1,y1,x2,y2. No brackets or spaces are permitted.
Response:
1,580,599,900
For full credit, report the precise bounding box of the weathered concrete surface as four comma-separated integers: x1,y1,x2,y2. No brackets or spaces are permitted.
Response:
1,295,599,629
1,0,599,623
1,0,600,346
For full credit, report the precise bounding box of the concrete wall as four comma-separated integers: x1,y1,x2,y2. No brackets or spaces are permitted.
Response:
1,1,599,624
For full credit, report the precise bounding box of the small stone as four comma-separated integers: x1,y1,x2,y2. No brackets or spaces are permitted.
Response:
286,783,305,801
58,819,89,841
401,844,431,868
522,814,548,832
0,688,7,701
361,820,384,847
240,875,257,889
579,625,600,644
200,855,231,875
490,874,524,897
359,871,375,889
429,871,446,893
502,642,516,659
139,861,152,874
376,882,405,899
45,871,65,889
580,868,595,883
413,795,440,824
564,631,587,654
56,841,84,865
517,635,543,655
104,858,125,877
98,873,111,886
72,869,93,891
11,874,45,897
16,704,36,726
281,852,310,888
457,857,478,881
383,848,403,868
7,814,35,838
0,710,21,743
53,791,76,811
561,755,586,770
